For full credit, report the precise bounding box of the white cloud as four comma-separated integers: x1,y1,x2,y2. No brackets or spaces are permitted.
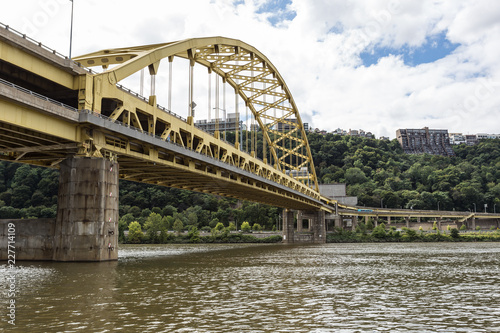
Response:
1,0,500,138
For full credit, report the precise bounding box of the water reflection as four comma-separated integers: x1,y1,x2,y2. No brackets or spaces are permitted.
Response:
2,243,500,332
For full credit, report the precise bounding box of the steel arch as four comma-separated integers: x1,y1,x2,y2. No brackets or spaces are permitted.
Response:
74,37,319,191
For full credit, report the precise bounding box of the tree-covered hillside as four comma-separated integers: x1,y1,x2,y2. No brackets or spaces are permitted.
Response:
308,134,499,212
0,136,498,225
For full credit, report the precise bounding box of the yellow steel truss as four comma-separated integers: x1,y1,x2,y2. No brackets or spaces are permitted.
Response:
74,37,319,192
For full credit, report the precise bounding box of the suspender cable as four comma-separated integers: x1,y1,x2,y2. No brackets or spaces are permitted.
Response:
251,110,255,156
168,56,173,112
140,69,144,96
263,81,267,164
235,90,239,150
188,60,194,118
151,73,156,97
245,105,249,153
223,79,226,140
208,69,212,122
215,74,220,135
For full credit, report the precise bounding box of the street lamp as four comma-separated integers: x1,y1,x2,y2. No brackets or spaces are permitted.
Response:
473,203,476,213
69,0,74,59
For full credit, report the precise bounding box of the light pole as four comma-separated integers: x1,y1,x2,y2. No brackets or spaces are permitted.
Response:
473,203,476,213
69,0,74,59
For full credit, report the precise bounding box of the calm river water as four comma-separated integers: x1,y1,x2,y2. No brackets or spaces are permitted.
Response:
2,242,500,332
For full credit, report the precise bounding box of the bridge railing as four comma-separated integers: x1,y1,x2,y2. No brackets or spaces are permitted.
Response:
0,77,79,112
0,22,98,75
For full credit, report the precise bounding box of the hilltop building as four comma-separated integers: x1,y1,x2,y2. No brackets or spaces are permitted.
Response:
449,133,499,146
396,127,454,156
195,113,244,133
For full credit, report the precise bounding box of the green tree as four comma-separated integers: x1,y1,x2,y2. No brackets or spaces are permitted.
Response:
252,223,262,232
371,222,386,239
173,219,184,235
241,221,251,232
365,219,374,231
144,212,165,243
127,221,143,243
188,226,200,243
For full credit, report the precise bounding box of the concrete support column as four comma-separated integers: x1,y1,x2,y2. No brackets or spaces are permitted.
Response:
282,209,295,243
312,210,326,243
387,216,391,225
365,215,369,224
53,157,119,261
374,216,379,227
437,217,442,231
471,217,476,231
405,216,410,228
297,211,303,232
417,217,421,223
334,215,342,228
352,215,358,231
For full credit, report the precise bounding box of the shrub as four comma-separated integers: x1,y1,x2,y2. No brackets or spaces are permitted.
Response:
241,221,251,232
127,221,143,243
371,225,387,239
252,223,262,231
188,226,200,243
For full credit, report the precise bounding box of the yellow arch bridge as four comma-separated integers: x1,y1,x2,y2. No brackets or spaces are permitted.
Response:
0,24,498,261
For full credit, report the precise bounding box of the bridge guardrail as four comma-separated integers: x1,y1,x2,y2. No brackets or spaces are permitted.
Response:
1,22,97,75
0,77,79,112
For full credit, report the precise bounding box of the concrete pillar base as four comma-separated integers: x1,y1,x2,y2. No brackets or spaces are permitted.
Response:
282,209,295,244
53,157,119,261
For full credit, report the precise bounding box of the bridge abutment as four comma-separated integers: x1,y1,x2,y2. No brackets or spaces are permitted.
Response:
53,157,119,261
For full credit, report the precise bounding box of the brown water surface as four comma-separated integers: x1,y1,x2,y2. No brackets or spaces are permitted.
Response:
2,242,500,332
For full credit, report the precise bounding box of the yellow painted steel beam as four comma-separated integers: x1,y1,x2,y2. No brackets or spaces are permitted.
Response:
0,39,77,89
0,99,79,142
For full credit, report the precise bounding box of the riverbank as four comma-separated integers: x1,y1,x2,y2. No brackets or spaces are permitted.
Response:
121,232,283,244
326,228,500,243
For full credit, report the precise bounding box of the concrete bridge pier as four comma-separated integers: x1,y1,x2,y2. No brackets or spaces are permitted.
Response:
352,215,358,231
53,157,119,261
282,209,295,243
282,209,326,244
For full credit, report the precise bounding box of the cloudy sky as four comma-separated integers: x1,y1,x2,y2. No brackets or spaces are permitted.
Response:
3,0,500,138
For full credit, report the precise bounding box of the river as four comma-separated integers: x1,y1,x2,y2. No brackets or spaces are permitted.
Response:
2,242,500,332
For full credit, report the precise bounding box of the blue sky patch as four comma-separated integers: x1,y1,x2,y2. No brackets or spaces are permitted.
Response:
360,31,460,67
256,0,296,26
